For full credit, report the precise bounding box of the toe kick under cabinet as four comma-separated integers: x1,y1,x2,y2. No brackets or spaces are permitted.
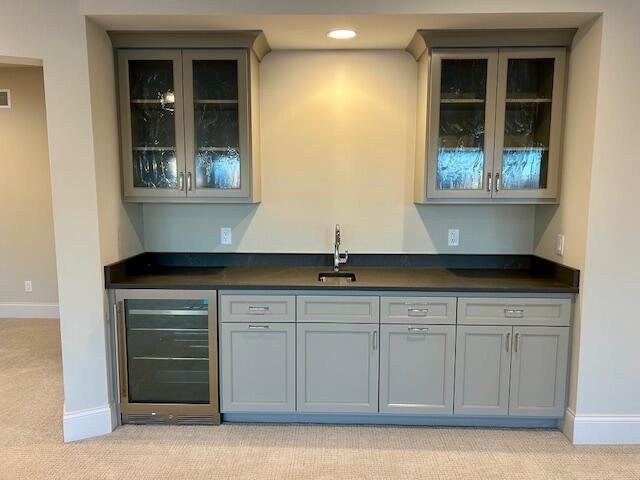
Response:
215,292,572,423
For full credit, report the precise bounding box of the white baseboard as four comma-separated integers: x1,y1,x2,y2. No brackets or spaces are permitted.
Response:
63,404,115,442
565,408,640,444
0,302,59,319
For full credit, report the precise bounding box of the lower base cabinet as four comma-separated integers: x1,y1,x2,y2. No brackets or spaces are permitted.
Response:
297,323,379,413
455,325,569,417
379,324,455,415
220,322,296,412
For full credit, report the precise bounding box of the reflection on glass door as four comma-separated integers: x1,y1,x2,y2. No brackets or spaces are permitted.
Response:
428,51,497,198
124,298,210,404
129,60,178,189
495,50,565,197
183,51,248,197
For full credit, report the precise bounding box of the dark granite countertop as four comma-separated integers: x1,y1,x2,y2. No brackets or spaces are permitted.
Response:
105,253,579,294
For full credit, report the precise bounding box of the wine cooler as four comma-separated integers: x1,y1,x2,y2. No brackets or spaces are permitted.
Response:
115,290,219,425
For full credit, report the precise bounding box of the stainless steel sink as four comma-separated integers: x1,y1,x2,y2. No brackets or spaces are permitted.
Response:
318,271,356,282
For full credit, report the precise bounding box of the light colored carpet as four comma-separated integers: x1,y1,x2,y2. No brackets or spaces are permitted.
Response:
0,319,639,480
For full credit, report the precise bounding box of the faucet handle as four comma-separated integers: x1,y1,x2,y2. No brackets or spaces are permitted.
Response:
339,250,349,264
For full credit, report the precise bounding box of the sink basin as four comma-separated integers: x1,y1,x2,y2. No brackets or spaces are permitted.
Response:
318,271,357,282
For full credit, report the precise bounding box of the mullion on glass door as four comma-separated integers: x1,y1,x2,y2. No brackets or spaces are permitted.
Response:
427,50,498,200
118,50,187,199
183,50,250,199
493,48,566,200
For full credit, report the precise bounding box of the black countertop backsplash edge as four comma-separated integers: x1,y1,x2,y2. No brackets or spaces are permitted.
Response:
105,252,579,289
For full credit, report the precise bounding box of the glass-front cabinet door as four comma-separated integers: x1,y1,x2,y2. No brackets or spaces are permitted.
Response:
115,290,219,424
427,50,498,199
118,50,186,199
493,48,566,199
183,50,250,199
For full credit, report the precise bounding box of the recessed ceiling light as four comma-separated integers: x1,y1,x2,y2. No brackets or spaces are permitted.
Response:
327,29,357,40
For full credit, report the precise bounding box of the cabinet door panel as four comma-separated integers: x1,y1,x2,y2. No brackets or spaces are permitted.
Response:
493,48,566,199
183,50,250,199
118,50,186,199
380,325,455,414
509,326,569,417
297,323,379,413
454,326,512,416
220,323,295,412
426,50,498,199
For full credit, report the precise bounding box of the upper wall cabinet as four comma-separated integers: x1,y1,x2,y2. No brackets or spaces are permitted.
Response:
409,29,575,204
111,31,270,203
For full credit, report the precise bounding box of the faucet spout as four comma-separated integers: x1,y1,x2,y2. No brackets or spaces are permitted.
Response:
333,224,348,271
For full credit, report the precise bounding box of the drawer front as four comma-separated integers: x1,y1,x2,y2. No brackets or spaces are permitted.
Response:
458,297,571,326
220,295,296,323
380,296,456,325
297,296,379,323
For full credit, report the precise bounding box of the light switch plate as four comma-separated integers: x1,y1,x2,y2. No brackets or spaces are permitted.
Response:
556,234,565,256
220,227,232,245
448,229,460,247
24,280,32,293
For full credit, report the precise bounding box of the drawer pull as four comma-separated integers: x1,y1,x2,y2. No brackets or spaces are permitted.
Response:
407,307,429,317
504,308,525,318
248,324,270,330
248,306,270,315
408,327,429,334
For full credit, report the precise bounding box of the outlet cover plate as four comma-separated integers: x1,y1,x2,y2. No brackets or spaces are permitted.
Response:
448,229,460,247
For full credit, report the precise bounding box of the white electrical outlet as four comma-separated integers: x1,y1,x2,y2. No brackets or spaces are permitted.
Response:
556,234,565,256
448,229,460,247
24,280,32,293
220,227,232,245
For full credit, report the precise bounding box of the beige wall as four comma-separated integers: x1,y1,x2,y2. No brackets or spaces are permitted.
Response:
534,18,602,413
0,67,58,305
143,51,536,254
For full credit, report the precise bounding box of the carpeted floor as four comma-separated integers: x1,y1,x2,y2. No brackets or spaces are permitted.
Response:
0,319,639,480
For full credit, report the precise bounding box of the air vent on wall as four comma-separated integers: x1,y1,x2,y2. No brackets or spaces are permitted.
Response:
0,90,10,108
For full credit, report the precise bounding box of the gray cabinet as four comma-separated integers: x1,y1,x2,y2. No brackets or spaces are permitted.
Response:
410,30,573,204
297,323,379,413
219,322,295,412
114,32,268,203
379,324,455,414
454,325,512,416
509,326,569,417
455,325,569,417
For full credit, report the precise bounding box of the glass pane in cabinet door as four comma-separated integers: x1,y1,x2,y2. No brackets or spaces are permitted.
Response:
128,60,178,189
124,299,210,404
436,59,488,190
500,58,555,190
192,60,241,190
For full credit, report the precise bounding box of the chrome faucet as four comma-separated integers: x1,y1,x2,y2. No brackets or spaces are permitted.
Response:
334,224,349,271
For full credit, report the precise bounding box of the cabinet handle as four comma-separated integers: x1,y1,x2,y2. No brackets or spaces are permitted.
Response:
248,324,270,330
506,332,511,353
514,333,520,353
373,331,378,351
495,173,500,192
178,172,185,191
187,172,193,191
407,307,429,317
504,308,525,318
487,173,493,192
248,306,270,315
408,327,429,334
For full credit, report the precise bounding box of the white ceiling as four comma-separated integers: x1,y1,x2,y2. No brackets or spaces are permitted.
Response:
92,13,598,50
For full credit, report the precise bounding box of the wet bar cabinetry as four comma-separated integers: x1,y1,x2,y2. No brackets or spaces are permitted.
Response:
111,31,269,203
409,29,575,203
